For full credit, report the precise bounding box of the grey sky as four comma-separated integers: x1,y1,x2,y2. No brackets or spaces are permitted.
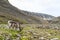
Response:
8,0,60,17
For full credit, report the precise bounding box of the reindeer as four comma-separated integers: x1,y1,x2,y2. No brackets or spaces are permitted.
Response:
8,20,22,31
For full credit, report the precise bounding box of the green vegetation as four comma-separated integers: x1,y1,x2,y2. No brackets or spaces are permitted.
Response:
0,24,60,40
20,26,60,40
0,15,27,24
0,25,20,40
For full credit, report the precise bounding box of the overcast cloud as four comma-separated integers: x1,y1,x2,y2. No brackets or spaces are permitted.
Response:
8,0,60,17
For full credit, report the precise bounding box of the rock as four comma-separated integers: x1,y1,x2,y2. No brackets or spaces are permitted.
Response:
51,38,59,40
33,33,37,35
16,34,21,37
39,37,45,40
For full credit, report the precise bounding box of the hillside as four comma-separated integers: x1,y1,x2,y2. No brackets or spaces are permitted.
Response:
49,16,60,24
0,0,60,40
0,0,54,24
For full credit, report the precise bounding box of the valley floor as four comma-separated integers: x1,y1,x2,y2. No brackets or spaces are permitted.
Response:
0,24,60,40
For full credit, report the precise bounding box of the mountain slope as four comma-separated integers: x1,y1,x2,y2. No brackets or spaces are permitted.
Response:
0,0,54,24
